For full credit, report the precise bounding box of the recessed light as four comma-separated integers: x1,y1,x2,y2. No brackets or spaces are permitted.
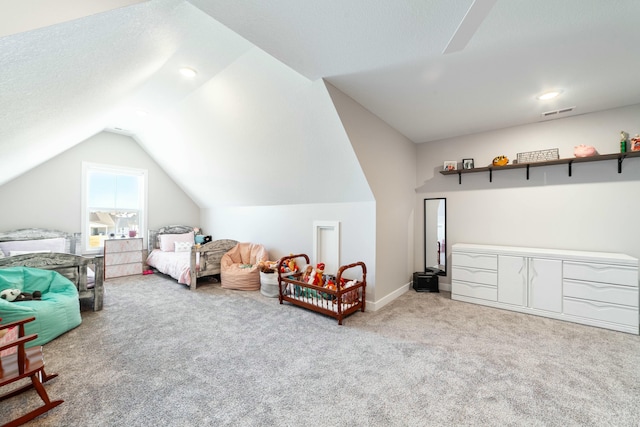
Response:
179,67,197,78
537,90,562,100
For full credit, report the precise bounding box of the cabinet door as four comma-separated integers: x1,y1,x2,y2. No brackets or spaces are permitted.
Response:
498,255,527,306
529,258,562,313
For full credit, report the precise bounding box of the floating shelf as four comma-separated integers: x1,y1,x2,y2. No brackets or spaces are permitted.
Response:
440,151,640,184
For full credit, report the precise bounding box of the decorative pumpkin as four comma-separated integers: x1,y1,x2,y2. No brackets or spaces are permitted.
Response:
492,155,509,166
574,144,597,157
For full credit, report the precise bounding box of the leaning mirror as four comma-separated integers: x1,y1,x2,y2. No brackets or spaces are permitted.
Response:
423,198,446,276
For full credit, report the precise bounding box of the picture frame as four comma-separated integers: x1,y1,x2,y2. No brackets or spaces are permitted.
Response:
443,161,457,171
462,158,474,169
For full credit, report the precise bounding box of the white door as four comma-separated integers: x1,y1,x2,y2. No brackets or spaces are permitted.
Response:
498,255,527,306
313,221,340,275
529,258,562,313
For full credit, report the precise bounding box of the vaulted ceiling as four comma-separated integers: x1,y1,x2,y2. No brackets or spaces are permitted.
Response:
2,0,639,202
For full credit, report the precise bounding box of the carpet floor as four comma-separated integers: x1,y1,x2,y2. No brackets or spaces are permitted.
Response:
2,273,640,426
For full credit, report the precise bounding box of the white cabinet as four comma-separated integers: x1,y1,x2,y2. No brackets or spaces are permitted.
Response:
529,258,562,313
497,255,527,306
452,244,639,334
562,261,638,330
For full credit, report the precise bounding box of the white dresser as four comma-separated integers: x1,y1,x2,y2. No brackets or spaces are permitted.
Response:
104,238,143,279
452,243,639,334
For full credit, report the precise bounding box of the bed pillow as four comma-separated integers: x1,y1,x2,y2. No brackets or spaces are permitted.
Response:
175,241,193,252
0,237,66,257
159,232,194,252
9,249,52,256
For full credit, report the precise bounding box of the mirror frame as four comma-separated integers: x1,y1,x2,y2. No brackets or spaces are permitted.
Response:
423,197,446,276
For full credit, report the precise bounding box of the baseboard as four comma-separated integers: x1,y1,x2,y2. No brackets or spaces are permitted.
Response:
366,282,411,312
365,279,453,311
439,281,451,292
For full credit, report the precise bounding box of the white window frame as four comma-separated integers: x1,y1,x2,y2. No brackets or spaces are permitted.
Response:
81,162,148,254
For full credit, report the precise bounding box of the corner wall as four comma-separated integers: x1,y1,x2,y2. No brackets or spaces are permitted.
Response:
416,104,640,289
326,82,418,304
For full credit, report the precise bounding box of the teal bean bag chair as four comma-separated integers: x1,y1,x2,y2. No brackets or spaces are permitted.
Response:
0,267,81,346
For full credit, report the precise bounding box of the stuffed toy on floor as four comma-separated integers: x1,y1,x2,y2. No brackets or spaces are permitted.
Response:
0,288,42,302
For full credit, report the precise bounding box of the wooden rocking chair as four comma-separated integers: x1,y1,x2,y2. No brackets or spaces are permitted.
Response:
0,317,63,427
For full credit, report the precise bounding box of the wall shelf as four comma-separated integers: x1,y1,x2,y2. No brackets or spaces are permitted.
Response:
440,151,640,184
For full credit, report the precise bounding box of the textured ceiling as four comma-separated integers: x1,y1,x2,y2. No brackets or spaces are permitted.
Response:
1,0,640,188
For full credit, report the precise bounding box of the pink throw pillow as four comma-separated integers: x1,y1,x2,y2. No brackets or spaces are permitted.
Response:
159,232,194,252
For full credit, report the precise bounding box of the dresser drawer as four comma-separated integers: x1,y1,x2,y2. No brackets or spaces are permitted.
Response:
563,297,638,327
105,251,143,266
452,266,497,286
452,280,497,301
564,279,639,307
104,238,143,253
105,263,142,278
104,238,144,279
563,262,638,287
453,252,497,270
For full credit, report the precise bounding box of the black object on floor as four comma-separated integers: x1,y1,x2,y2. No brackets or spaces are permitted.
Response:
413,272,439,292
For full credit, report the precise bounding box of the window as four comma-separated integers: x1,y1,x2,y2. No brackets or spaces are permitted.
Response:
81,163,147,253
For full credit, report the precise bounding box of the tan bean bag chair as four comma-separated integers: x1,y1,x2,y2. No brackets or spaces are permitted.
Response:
220,242,268,291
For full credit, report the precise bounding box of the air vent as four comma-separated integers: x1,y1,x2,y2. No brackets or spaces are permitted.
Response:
541,106,575,117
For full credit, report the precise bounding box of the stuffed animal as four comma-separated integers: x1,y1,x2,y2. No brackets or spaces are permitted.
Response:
340,280,359,304
287,257,298,273
0,289,42,302
314,263,325,287
258,259,278,273
0,289,19,301
306,267,317,285
280,255,299,274
302,265,314,282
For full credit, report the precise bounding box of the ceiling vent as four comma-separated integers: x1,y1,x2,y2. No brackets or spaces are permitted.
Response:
541,106,575,118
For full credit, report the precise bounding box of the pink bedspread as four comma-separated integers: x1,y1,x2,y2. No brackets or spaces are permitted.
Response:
146,249,198,285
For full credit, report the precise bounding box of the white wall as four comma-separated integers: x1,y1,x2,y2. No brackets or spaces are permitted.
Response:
0,131,200,241
203,201,376,297
415,104,640,288
133,48,373,208
200,79,419,309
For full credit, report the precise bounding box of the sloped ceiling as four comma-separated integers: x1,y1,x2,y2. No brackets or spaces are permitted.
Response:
1,0,640,204
193,0,640,142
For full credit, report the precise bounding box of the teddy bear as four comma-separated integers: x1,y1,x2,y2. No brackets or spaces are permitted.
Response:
0,288,42,302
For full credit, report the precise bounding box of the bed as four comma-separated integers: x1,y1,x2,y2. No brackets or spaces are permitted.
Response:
146,225,238,290
277,253,367,325
0,228,104,311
